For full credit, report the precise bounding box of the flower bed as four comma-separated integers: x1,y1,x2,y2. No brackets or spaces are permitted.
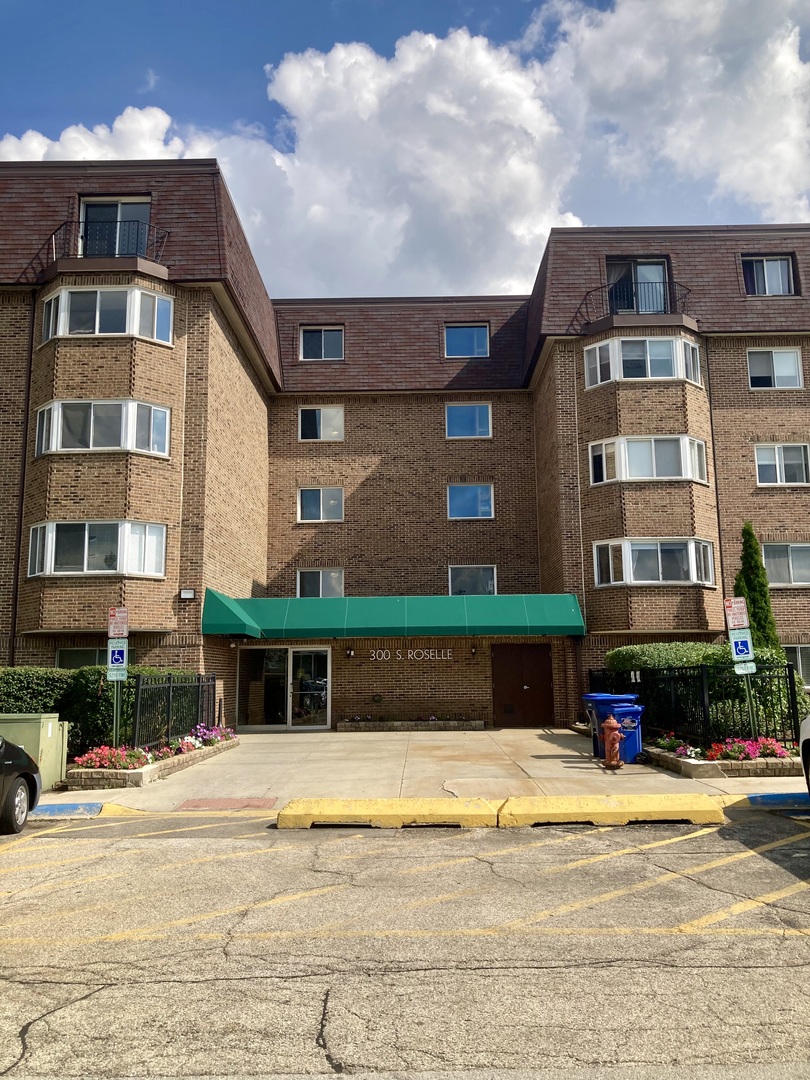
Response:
645,733,801,779
67,728,238,790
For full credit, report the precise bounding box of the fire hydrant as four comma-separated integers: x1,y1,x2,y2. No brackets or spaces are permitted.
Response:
601,715,625,769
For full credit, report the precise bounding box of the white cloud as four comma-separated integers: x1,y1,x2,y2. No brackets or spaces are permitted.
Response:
0,31,580,296
1,2,809,296
542,0,810,221
138,69,159,94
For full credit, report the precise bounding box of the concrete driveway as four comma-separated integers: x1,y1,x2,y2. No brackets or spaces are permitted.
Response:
38,727,809,813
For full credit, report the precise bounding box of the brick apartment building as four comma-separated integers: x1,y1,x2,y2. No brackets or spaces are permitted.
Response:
0,159,808,731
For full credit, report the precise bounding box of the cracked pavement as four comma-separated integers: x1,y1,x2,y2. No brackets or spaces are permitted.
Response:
1,810,810,1078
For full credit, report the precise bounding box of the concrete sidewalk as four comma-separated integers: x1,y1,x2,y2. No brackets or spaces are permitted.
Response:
35,727,809,815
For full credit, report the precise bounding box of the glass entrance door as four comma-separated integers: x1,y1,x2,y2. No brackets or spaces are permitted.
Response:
289,649,330,729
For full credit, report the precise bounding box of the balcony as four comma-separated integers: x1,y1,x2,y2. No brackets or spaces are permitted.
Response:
568,279,692,334
45,219,170,266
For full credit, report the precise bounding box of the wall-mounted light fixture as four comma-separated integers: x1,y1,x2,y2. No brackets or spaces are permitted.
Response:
179,588,197,600
471,646,477,656
346,648,355,658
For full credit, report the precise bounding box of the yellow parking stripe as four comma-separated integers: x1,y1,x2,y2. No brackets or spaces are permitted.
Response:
100,883,348,941
501,828,810,930
399,828,609,874
676,880,810,932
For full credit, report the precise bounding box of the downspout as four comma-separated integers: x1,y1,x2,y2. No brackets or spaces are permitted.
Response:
9,291,37,667
703,336,728,602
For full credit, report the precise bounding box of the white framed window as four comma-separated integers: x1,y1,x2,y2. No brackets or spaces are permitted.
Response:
80,198,151,258
785,646,810,687
299,407,344,441
445,325,489,358
35,400,170,457
585,342,612,387
41,287,172,345
447,484,494,519
28,521,166,577
297,568,344,597
300,327,344,361
756,444,810,485
763,544,810,585
748,349,802,389
584,338,701,388
445,403,492,439
742,256,794,296
594,538,714,586
621,338,675,379
683,341,701,384
298,487,344,522
590,436,706,484
448,565,496,595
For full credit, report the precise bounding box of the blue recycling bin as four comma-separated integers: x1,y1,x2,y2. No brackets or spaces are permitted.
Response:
611,703,645,764
582,693,640,759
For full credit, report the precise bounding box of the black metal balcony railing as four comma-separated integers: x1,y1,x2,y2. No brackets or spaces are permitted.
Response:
46,219,170,265
567,279,691,333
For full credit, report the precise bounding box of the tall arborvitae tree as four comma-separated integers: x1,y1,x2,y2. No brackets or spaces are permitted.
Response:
733,521,782,650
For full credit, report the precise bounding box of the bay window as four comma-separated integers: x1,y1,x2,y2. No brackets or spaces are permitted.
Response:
590,436,707,484
28,521,166,577
594,538,714,586
584,337,702,388
41,287,173,344
35,400,170,457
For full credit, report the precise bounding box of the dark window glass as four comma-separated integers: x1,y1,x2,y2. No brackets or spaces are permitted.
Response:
68,291,97,334
135,404,151,451
621,340,647,379
298,571,321,597
86,523,119,571
61,403,91,449
591,446,604,484
300,409,321,440
92,404,123,448
98,291,128,334
53,523,86,572
299,489,322,520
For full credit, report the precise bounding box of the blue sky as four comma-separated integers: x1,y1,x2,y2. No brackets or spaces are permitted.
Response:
1,0,808,297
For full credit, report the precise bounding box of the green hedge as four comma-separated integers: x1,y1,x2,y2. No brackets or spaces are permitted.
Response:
604,641,787,670
0,665,196,757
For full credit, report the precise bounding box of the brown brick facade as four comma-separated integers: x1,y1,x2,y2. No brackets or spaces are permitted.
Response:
1,162,808,731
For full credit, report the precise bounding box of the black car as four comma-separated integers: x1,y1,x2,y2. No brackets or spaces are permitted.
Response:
0,737,41,833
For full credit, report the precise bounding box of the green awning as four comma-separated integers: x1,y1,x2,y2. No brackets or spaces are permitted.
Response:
202,590,585,639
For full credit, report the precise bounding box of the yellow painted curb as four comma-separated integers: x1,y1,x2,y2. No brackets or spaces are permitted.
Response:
498,795,724,827
98,804,147,817
276,797,499,829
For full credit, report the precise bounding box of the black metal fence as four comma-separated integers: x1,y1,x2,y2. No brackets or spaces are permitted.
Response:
588,663,800,748
47,219,170,265
132,673,217,750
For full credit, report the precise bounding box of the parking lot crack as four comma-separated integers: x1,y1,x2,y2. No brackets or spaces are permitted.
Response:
316,987,349,1073
1,984,107,1076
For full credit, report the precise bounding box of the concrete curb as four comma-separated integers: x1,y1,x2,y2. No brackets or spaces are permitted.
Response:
28,791,810,826
277,797,500,829
276,794,725,828
498,794,724,827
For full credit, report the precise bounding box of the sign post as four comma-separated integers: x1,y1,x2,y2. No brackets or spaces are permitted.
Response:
107,608,128,747
724,597,757,739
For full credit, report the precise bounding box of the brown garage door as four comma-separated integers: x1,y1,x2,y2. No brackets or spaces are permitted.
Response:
491,644,554,727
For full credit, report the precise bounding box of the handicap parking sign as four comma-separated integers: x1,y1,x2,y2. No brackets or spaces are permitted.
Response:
107,637,128,679
728,629,753,661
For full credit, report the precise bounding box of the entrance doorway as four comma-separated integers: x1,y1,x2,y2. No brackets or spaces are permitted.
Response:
238,647,331,730
491,644,554,727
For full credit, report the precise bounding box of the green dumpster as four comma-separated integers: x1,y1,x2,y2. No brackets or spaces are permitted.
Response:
0,714,69,792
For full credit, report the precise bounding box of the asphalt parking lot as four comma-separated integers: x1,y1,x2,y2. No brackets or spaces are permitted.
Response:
2,809,810,1077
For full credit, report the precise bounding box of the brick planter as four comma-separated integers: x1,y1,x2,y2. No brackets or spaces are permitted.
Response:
335,720,490,732
645,745,802,779
66,737,239,790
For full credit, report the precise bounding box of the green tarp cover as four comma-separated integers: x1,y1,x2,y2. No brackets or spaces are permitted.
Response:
202,590,585,639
